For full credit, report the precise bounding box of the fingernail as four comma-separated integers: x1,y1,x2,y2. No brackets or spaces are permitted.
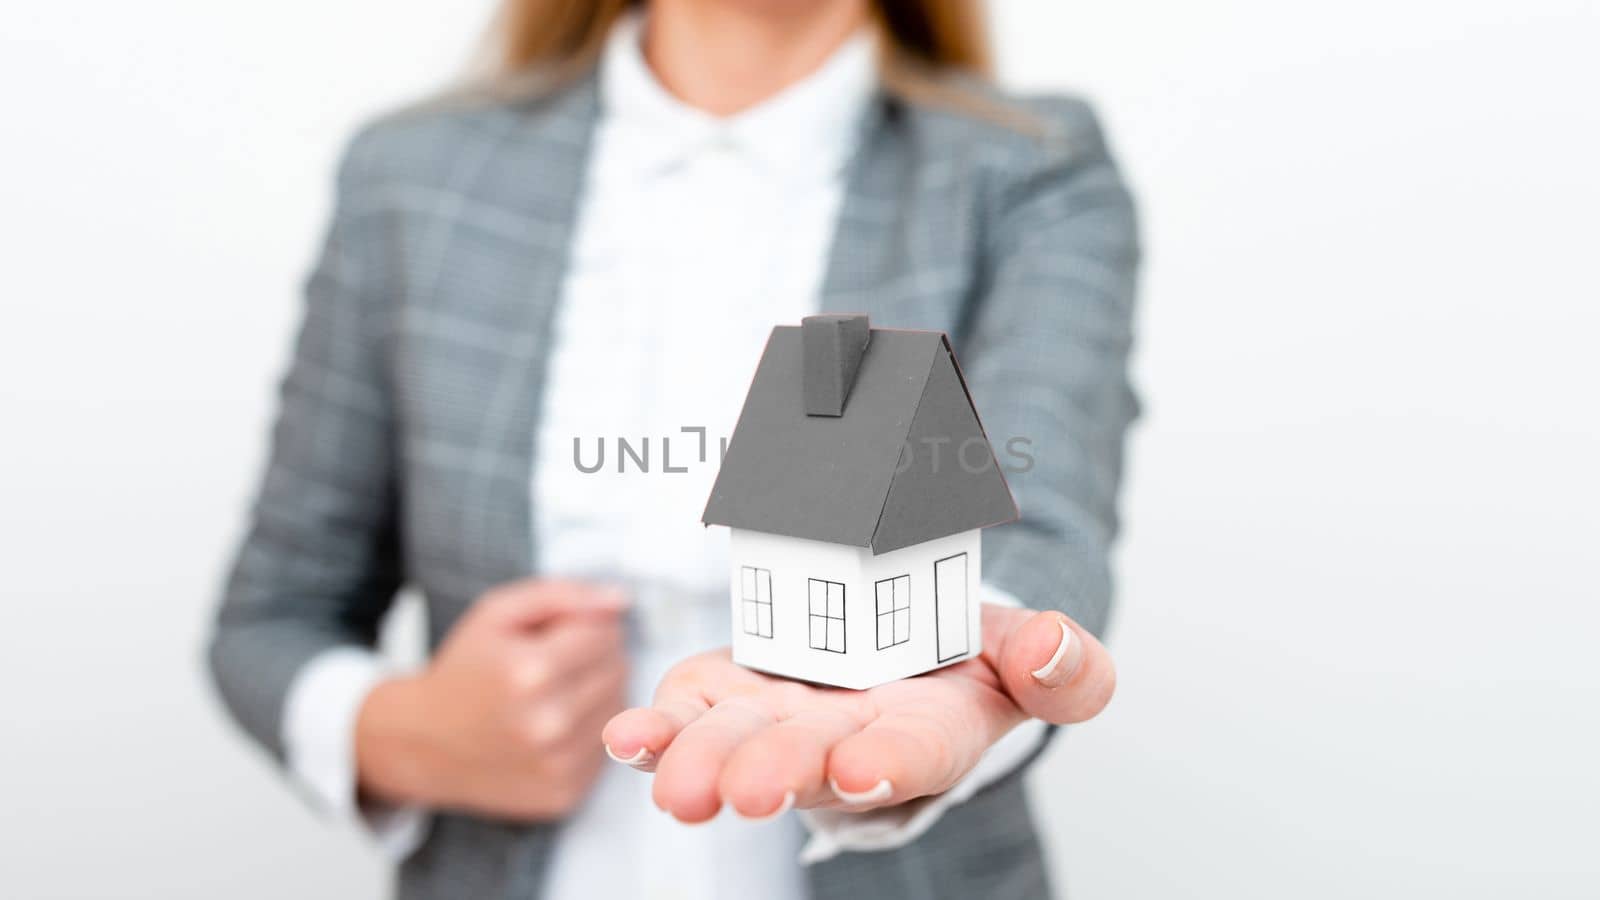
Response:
830,778,892,806
1031,618,1083,688
605,744,654,768
742,790,795,822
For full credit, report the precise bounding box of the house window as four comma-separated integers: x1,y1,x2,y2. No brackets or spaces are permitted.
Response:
875,575,911,649
741,566,773,638
807,578,846,653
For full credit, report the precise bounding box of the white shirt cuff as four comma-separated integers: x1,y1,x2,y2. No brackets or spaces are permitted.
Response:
282,647,430,860
796,583,1047,864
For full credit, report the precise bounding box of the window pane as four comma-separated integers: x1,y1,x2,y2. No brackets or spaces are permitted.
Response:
877,611,893,650
810,615,827,650
743,600,757,635
757,603,772,638
828,582,844,619
876,580,892,615
757,569,771,605
809,579,825,615
741,567,756,601
827,618,845,653
894,608,911,645
896,576,911,610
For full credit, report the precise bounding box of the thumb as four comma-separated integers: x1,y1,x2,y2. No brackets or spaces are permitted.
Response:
473,578,631,630
982,603,1116,725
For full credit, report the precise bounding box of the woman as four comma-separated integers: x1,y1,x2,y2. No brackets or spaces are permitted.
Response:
209,0,1138,897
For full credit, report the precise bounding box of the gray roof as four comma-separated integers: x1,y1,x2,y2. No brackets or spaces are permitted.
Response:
702,319,1018,554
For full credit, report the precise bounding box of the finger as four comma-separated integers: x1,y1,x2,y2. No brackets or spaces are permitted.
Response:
601,651,764,774
719,705,872,817
601,696,709,774
824,671,1012,809
983,604,1116,725
475,578,630,630
652,699,777,823
509,617,626,694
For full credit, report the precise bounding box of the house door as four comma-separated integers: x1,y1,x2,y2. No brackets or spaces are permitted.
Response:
934,552,969,662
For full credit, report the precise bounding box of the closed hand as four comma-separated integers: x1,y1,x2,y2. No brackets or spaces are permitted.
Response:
355,579,630,820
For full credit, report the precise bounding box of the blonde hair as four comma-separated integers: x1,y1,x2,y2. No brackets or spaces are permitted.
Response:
476,0,1044,134
493,0,992,79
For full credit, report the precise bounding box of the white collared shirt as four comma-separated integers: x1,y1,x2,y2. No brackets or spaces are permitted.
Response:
281,17,1043,900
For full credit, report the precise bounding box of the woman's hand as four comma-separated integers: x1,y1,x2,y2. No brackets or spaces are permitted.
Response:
354,579,630,821
601,604,1114,821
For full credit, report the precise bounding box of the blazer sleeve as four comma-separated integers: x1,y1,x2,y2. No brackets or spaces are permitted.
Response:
207,129,404,760
962,99,1141,640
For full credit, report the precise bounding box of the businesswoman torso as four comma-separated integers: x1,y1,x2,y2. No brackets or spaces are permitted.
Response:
210,1,1138,898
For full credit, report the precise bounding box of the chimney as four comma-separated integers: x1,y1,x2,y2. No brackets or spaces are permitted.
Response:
802,314,870,417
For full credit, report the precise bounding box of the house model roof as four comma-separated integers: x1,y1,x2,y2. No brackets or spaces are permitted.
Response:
703,315,1019,555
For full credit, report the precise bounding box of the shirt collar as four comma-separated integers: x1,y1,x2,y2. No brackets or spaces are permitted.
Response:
598,14,878,184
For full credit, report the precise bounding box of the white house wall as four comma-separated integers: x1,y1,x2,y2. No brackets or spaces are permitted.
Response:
728,529,866,686
860,529,982,678
728,528,982,690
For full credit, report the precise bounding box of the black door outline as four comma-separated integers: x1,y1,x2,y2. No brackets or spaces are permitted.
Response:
934,552,970,663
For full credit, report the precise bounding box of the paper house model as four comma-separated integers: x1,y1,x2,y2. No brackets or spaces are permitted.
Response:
703,314,1019,690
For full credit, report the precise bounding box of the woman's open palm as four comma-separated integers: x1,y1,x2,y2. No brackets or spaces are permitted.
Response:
601,603,1115,821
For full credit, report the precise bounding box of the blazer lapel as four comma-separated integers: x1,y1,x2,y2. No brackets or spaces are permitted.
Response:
432,74,601,606
818,95,916,327
819,94,974,338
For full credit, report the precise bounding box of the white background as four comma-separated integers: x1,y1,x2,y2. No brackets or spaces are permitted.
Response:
2,0,1596,897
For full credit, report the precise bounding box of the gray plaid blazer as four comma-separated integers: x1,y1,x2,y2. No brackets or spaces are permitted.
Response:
209,66,1138,900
